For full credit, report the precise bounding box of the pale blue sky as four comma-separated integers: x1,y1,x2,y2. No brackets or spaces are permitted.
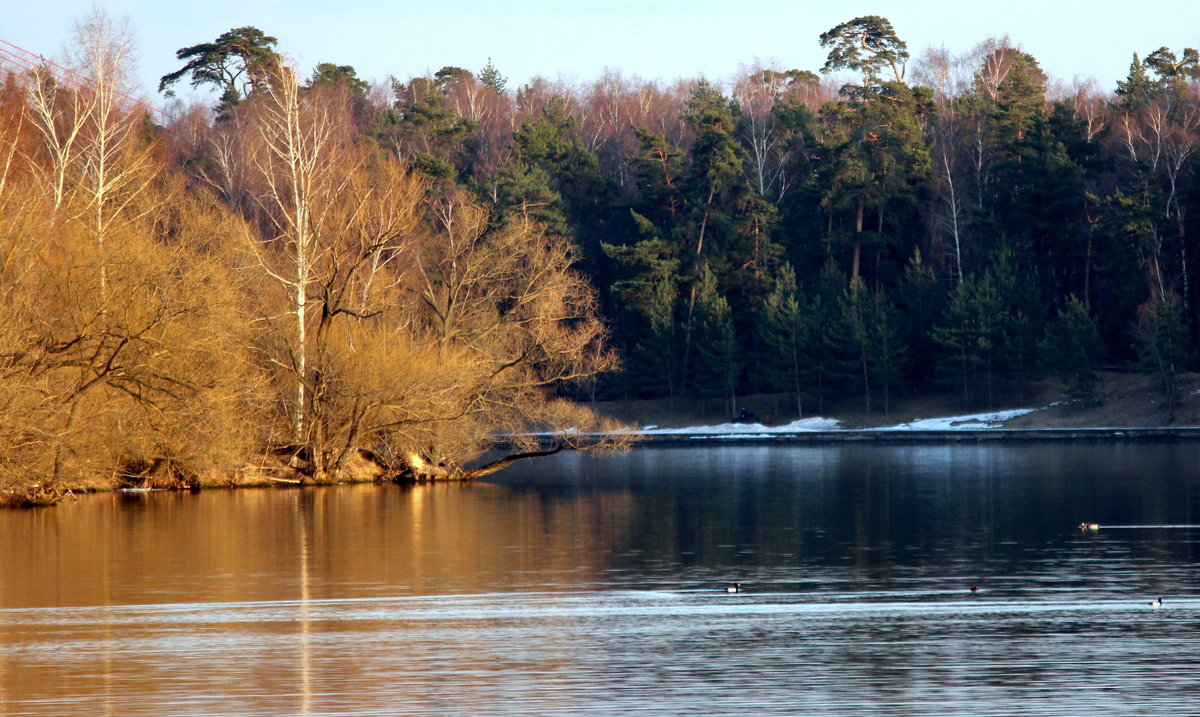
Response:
8,1,1200,107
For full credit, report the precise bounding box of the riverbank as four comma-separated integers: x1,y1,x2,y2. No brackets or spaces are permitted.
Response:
0,450,389,508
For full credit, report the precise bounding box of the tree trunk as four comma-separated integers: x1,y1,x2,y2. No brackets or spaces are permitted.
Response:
679,187,716,395
851,195,864,281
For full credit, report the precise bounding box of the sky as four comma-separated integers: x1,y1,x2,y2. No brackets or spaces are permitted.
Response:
7,1,1200,110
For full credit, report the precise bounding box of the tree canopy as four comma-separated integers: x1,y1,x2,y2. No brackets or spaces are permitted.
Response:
158,26,280,117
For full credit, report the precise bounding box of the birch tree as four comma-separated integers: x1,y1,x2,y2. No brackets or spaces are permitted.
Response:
241,64,344,447
237,65,434,477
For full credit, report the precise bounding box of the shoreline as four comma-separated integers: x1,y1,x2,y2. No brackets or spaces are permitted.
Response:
9,426,1200,508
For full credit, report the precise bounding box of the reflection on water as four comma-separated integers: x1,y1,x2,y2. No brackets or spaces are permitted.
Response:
1,443,1199,715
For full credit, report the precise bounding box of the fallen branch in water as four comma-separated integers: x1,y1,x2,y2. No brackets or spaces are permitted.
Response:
456,444,566,480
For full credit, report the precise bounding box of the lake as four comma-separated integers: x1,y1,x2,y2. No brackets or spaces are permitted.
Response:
2,442,1199,715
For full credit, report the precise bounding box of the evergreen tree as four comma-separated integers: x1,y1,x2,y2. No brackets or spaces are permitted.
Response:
1115,53,1155,110
819,15,909,85
1041,296,1104,403
478,58,508,94
513,96,605,203
895,249,943,387
158,26,280,120
842,277,904,413
494,160,568,235
987,245,1045,388
1087,188,1165,358
690,264,740,412
375,74,477,179
676,81,782,393
503,95,610,267
843,277,875,411
804,260,853,412
770,92,825,278
306,63,367,96
760,264,809,416
631,128,685,227
816,80,931,285
1143,46,1200,100
603,234,682,399
1136,293,1190,420
932,272,1005,408
868,285,905,414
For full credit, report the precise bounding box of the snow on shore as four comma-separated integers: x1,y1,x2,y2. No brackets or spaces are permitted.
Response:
638,417,843,435
872,408,1040,430
631,408,1040,435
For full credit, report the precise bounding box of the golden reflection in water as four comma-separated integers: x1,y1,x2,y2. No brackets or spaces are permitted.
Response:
0,482,635,712
297,490,313,715
0,609,4,714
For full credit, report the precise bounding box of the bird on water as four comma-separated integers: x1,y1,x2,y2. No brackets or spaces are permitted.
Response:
970,584,978,593
1079,522,1100,531
727,583,742,593
1149,597,1163,607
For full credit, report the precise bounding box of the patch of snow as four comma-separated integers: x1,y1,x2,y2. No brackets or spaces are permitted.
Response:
633,409,1043,435
876,408,1039,430
575,406,1049,438
638,417,842,435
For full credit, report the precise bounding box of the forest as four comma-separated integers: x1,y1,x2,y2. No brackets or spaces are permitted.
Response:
2,12,1199,501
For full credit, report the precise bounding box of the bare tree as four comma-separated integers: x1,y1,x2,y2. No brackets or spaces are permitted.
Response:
971,36,1019,102
1066,77,1111,141
1113,97,1199,304
2,91,264,499
733,61,787,198
581,69,640,194
23,10,157,302
914,45,976,282
399,191,624,479
239,63,352,447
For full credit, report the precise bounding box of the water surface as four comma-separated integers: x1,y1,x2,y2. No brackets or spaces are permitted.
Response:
2,443,1199,715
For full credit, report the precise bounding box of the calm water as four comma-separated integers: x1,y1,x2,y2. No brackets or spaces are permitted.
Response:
2,443,1200,715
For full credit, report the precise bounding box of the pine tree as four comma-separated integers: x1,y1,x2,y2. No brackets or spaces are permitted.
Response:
843,277,875,411
676,81,782,393
816,80,931,285
760,264,809,417
478,58,507,94
1136,293,1190,420
630,128,685,227
842,277,905,413
374,75,476,178
689,264,740,412
896,249,942,387
804,260,853,413
1115,53,1154,110
1041,296,1103,403
603,232,682,399
504,95,609,267
933,272,1005,408
867,286,904,414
